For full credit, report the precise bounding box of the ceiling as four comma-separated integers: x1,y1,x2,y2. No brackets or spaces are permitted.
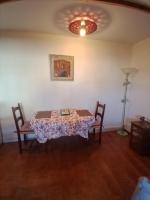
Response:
0,0,150,44
125,0,150,7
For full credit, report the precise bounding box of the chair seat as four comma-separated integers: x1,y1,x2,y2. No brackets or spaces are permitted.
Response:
89,101,105,144
12,103,35,153
91,120,100,128
20,121,34,133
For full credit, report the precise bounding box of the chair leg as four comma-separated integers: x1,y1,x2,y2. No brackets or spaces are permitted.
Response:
29,140,35,149
23,134,28,145
93,128,96,137
99,128,102,144
17,133,22,154
99,133,101,144
88,128,95,142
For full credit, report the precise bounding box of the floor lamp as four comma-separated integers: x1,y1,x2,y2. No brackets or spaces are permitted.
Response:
118,67,138,136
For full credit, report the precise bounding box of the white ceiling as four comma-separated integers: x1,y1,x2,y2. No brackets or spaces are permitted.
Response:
0,0,150,44
129,0,150,7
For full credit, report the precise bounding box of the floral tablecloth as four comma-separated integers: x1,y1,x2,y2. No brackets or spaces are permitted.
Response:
30,109,95,143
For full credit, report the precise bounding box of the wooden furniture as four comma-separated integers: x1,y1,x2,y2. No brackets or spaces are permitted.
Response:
130,120,150,155
12,103,34,153
90,101,106,144
0,120,3,145
30,109,95,144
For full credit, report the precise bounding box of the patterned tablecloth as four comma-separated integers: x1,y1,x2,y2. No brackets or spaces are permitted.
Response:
30,109,95,143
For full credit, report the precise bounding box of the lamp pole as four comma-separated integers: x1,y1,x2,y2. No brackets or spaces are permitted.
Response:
121,73,130,133
118,67,138,136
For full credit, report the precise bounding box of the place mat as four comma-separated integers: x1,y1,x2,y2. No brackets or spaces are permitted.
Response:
76,110,92,117
35,111,51,119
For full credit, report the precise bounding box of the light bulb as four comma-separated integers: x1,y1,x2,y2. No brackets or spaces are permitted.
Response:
81,20,85,26
80,27,86,37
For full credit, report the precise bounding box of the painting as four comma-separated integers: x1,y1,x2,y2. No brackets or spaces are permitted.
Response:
50,54,74,81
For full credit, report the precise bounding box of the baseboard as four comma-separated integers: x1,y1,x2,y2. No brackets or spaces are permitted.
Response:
103,127,119,133
3,132,18,143
2,126,121,143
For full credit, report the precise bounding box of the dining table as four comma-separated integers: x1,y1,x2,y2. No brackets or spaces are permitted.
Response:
30,109,95,143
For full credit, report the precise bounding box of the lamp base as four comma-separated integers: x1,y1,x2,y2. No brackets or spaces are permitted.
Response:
117,128,128,136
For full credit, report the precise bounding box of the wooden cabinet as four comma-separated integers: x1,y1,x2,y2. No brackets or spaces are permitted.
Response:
130,121,150,155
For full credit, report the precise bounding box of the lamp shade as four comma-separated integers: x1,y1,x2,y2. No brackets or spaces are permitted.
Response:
69,18,97,36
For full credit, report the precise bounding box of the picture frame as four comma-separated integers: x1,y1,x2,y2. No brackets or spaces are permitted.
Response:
50,54,74,81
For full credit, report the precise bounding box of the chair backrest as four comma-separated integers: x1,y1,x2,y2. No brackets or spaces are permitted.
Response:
95,101,106,126
12,103,24,133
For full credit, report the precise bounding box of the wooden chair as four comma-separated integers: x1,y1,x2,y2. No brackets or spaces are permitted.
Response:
90,101,106,144
12,103,34,153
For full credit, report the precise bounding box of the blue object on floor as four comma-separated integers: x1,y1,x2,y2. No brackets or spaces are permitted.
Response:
132,177,150,200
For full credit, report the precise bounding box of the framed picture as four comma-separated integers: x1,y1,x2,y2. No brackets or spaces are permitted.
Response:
50,54,74,81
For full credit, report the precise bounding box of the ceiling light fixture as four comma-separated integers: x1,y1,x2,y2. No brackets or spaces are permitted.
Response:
56,5,109,37
69,17,97,37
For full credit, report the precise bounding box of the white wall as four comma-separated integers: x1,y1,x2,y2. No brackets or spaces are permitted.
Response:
0,32,132,142
128,37,150,121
